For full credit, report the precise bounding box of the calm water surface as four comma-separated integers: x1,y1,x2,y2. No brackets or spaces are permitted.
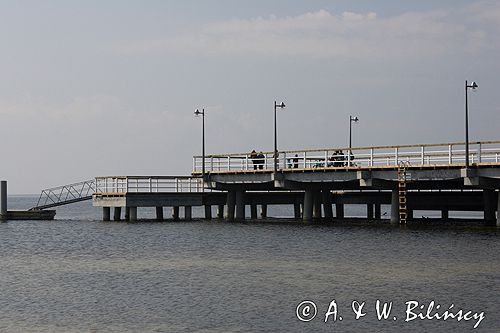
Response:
0,197,498,332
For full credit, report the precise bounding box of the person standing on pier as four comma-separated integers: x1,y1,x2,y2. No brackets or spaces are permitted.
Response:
250,150,258,170
257,152,265,169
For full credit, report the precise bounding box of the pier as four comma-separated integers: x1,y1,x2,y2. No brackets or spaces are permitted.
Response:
91,140,500,226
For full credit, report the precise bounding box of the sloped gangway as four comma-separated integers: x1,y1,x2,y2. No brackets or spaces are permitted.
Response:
29,179,96,210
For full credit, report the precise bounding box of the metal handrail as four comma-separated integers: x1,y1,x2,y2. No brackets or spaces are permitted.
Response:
94,176,207,194
193,140,500,173
31,179,96,210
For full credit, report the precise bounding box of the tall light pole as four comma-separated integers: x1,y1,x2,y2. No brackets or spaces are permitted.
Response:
465,81,478,168
194,108,205,177
349,115,359,153
274,101,286,173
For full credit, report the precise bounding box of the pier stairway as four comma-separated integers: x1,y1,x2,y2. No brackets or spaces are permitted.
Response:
29,179,96,210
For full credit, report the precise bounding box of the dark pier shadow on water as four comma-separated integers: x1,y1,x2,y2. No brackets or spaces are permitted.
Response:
108,216,500,234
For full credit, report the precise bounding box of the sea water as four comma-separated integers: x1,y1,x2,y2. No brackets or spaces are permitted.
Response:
0,196,498,332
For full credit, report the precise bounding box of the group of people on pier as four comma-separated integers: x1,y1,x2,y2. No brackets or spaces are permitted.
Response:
249,149,353,170
250,150,265,170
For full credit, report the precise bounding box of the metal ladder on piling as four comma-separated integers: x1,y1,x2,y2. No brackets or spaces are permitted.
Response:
397,161,411,224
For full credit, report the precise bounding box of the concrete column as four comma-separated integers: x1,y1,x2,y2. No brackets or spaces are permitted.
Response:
156,207,164,221
250,204,258,219
367,204,374,219
391,190,399,225
335,204,344,219
235,191,245,220
260,204,267,218
483,190,496,223
172,206,179,221
102,207,111,221
184,206,192,220
125,207,130,221
313,191,322,219
113,207,122,221
129,207,137,222
441,210,449,219
0,181,7,219
204,205,212,220
217,205,224,218
303,190,314,221
497,191,500,227
294,203,301,219
375,204,381,219
322,190,333,220
226,191,236,221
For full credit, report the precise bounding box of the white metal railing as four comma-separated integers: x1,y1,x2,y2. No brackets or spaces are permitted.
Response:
94,176,206,194
192,140,500,173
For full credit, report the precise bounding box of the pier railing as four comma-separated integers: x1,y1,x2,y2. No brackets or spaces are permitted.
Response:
94,176,206,194
193,140,500,173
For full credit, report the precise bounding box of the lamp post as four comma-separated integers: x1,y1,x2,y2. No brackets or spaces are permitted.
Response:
349,115,359,151
274,101,286,173
194,108,205,177
465,81,478,168
349,116,359,163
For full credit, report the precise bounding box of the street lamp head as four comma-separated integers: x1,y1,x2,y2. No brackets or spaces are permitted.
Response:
194,108,204,117
276,101,286,109
350,116,359,123
466,81,478,90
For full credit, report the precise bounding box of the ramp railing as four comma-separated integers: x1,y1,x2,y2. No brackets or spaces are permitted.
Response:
94,176,205,194
30,179,96,210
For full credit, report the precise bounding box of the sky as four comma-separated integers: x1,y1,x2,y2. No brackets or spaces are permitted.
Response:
1,0,499,194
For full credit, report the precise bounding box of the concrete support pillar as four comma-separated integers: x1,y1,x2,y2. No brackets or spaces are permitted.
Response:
156,207,164,221
0,181,7,219
102,207,111,221
303,190,314,221
497,191,500,227
217,205,224,218
172,206,179,221
113,207,121,221
226,191,236,221
260,204,267,218
125,207,130,221
294,203,301,219
313,191,322,219
441,210,449,219
204,205,212,220
129,207,137,222
322,190,333,220
391,190,399,225
184,206,192,220
484,190,496,224
375,204,381,219
367,204,374,219
235,191,245,220
250,204,258,219
336,204,344,219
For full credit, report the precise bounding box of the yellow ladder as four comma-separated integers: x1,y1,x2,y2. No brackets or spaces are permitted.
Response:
397,161,410,224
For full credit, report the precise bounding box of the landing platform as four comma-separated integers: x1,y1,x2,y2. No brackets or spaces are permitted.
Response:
0,210,56,221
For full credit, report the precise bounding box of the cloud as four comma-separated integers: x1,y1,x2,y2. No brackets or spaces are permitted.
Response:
117,8,492,60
